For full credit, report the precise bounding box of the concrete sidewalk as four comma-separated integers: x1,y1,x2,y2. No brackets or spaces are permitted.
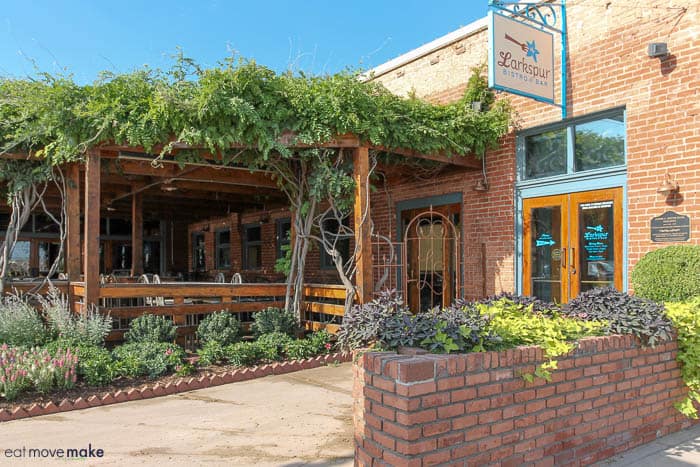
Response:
603,424,700,466
0,363,355,466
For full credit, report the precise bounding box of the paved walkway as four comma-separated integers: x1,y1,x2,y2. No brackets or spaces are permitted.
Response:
0,364,355,466
4,361,700,466
603,423,700,466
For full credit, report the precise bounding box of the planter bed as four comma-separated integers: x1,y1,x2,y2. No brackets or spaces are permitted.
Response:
354,335,697,466
0,351,351,422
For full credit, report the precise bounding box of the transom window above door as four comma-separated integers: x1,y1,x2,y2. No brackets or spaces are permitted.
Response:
520,109,626,181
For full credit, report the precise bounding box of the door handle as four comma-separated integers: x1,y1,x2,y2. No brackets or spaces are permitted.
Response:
570,248,576,275
561,246,566,268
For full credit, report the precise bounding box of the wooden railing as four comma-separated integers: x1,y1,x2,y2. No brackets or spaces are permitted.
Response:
3,280,69,296
69,281,348,342
302,284,348,334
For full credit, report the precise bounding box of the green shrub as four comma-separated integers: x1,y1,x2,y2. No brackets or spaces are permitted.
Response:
631,245,700,302
40,288,112,346
307,330,333,354
197,311,241,346
175,362,196,376
285,339,317,360
284,331,333,360
76,345,114,386
256,332,294,361
112,342,184,378
124,314,176,343
251,307,299,337
0,293,49,347
197,340,226,366
564,287,673,346
224,342,265,367
665,298,700,418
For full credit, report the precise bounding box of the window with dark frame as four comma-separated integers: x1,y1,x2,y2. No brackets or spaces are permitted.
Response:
243,224,262,270
215,229,231,269
276,218,291,259
520,109,626,181
320,216,351,270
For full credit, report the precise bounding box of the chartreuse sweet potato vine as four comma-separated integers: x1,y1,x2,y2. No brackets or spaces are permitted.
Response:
478,300,607,382
665,298,700,419
0,56,512,165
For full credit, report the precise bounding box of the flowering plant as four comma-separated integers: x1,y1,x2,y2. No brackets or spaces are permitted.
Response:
0,344,30,401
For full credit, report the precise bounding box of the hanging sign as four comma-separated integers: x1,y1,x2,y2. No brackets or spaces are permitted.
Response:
488,11,555,104
651,211,691,242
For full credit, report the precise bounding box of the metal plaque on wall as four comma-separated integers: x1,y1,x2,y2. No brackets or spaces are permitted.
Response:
650,211,690,243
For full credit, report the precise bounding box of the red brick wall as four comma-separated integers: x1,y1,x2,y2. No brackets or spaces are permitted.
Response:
370,137,517,299
354,336,695,466
370,0,700,295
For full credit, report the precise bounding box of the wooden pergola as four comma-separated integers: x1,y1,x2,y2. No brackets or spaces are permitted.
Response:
5,134,481,315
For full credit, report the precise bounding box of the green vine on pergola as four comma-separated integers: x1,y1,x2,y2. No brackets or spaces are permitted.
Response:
0,56,512,315
0,57,511,164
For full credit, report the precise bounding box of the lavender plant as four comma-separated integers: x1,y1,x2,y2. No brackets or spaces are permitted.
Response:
39,288,112,346
0,293,49,347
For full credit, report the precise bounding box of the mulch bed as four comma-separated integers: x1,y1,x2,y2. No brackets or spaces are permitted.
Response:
0,352,351,422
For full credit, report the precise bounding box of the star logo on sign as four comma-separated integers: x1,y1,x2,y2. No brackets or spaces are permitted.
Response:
526,40,540,63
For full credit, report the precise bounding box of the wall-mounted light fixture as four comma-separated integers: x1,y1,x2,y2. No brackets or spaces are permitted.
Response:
657,172,679,196
647,42,669,58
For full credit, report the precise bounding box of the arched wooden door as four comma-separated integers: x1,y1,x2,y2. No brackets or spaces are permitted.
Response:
402,206,460,312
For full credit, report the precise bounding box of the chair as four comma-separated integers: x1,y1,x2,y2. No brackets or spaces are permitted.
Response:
99,274,107,307
152,274,165,306
138,274,151,306
214,272,226,283
230,273,243,284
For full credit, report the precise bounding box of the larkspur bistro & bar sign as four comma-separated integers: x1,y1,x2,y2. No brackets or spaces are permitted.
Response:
488,10,555,104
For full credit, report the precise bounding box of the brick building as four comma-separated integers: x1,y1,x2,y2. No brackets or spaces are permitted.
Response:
361,0,699,305
172,0,699,310
2,1,697,320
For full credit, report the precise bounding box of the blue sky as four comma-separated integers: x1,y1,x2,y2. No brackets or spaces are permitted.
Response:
0,1,488,82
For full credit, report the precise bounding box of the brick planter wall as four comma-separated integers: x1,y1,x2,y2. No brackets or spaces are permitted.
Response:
354,336,695,466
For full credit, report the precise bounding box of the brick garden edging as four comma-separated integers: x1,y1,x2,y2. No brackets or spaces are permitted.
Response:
0,351,351,423
353,336,697,466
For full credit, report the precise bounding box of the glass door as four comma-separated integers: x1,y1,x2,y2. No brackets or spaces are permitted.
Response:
523,188,622,302
569,188,623,297
523,195,568,303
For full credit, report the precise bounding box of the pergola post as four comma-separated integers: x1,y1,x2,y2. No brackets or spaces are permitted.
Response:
131,190,143,276
65,163,81,281
353,146,373,304
83,150,101,309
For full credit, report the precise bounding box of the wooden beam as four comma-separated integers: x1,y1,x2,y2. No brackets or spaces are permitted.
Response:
65,163,81,281
353,146,373,304
371,145,482,169
131,190,143,276
105,159,278,188
83,150,101,309
156,180,281,196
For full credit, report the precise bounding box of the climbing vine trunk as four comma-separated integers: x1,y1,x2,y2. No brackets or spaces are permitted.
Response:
0,187,39,294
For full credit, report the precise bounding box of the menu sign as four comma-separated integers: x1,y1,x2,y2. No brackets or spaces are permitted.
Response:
651,211,690,243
